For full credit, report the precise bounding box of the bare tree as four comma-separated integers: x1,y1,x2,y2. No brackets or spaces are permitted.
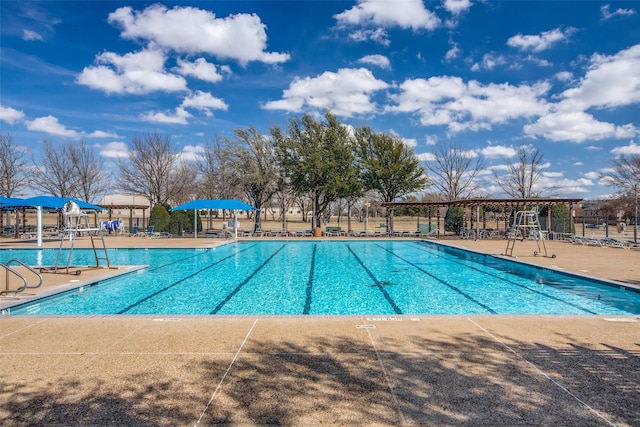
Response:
425,142,485,201
168,161,198,206
117,133,178,207
222,126,281,232
69,139,110,203
0,133,28,197
195,139,239,200
494,146,546,198
601,154,640,241
601,154,640,191
30,140,79,197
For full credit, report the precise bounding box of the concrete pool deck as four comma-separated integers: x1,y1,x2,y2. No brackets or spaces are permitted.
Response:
1,235,639,426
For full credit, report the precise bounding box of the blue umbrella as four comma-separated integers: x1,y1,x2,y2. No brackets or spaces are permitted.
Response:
171,199,257,239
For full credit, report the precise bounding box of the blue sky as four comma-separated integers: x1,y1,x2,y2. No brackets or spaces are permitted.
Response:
1,0,639,199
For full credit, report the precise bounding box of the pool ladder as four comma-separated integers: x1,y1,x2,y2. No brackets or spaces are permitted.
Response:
0,259,43,296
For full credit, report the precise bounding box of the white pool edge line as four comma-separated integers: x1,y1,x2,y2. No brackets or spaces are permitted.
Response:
432,240,640,294
0,265,148,312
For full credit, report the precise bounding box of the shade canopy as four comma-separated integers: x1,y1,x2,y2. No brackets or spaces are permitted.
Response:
0,195,104,210
171,199,257,240
0,196,25,206
171,199,257,211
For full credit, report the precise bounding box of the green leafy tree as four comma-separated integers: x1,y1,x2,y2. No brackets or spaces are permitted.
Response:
444,206,464,233
550,203,573,234
168,210,201,234
272,111,358,230
149,204,170,232
355,126,427,233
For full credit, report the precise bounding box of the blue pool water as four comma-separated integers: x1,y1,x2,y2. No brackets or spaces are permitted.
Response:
2,240,639,315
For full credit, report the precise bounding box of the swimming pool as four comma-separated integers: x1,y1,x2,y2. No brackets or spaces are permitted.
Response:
2,240,639,315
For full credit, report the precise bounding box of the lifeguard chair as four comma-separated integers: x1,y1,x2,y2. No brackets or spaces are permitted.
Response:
505,208,554,258
50,201,111,274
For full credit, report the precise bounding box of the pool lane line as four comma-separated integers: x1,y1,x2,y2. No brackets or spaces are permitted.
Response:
376,243,496,314
302,243,318,315
117,244,259,314
411,241,598,314
346,244,403,315
210,244,286,314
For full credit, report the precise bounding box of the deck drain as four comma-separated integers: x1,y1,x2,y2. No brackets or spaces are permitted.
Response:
356,325,376,329
603,318,637,322
153,318,183,322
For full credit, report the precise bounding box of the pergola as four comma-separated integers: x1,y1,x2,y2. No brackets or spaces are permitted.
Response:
382,198,583,236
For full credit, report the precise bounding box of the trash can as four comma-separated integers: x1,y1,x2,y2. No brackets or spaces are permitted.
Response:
313,228,322,237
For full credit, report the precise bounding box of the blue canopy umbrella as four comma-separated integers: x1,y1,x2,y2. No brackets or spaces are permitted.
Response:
171,199,257,239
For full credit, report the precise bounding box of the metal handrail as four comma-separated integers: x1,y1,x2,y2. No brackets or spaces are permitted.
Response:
1,262,29,296
6,259,43,289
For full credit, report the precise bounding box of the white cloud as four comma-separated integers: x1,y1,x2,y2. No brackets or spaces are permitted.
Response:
347,28,390,45
507,27,575,52
425,135,437,145
77,48,187,95
179,144,206,161
443,0,472,16
22,29,43,41
558,44,640,111
554,71,573,82
600,4,636,20
537,173,594,195
403,138,418,148
24,115,117,139
334,0,440,31
141,107,192,124
583,171,599,180
0,105,25,124
357,54,391,69
263,68,389,117
611,141,640,155
416,152,436,162
174,58,227,83
99,141,129,159
481,145,518,159
444,42,461,61
25,115,80,137
524,111,637,143
387,76,549,133
523,44,640,143
108,4,289,65
180,91,228,117
471,53,508,71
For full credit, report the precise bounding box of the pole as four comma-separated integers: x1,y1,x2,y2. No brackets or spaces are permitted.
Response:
364,203,370,236
634,183,638,244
